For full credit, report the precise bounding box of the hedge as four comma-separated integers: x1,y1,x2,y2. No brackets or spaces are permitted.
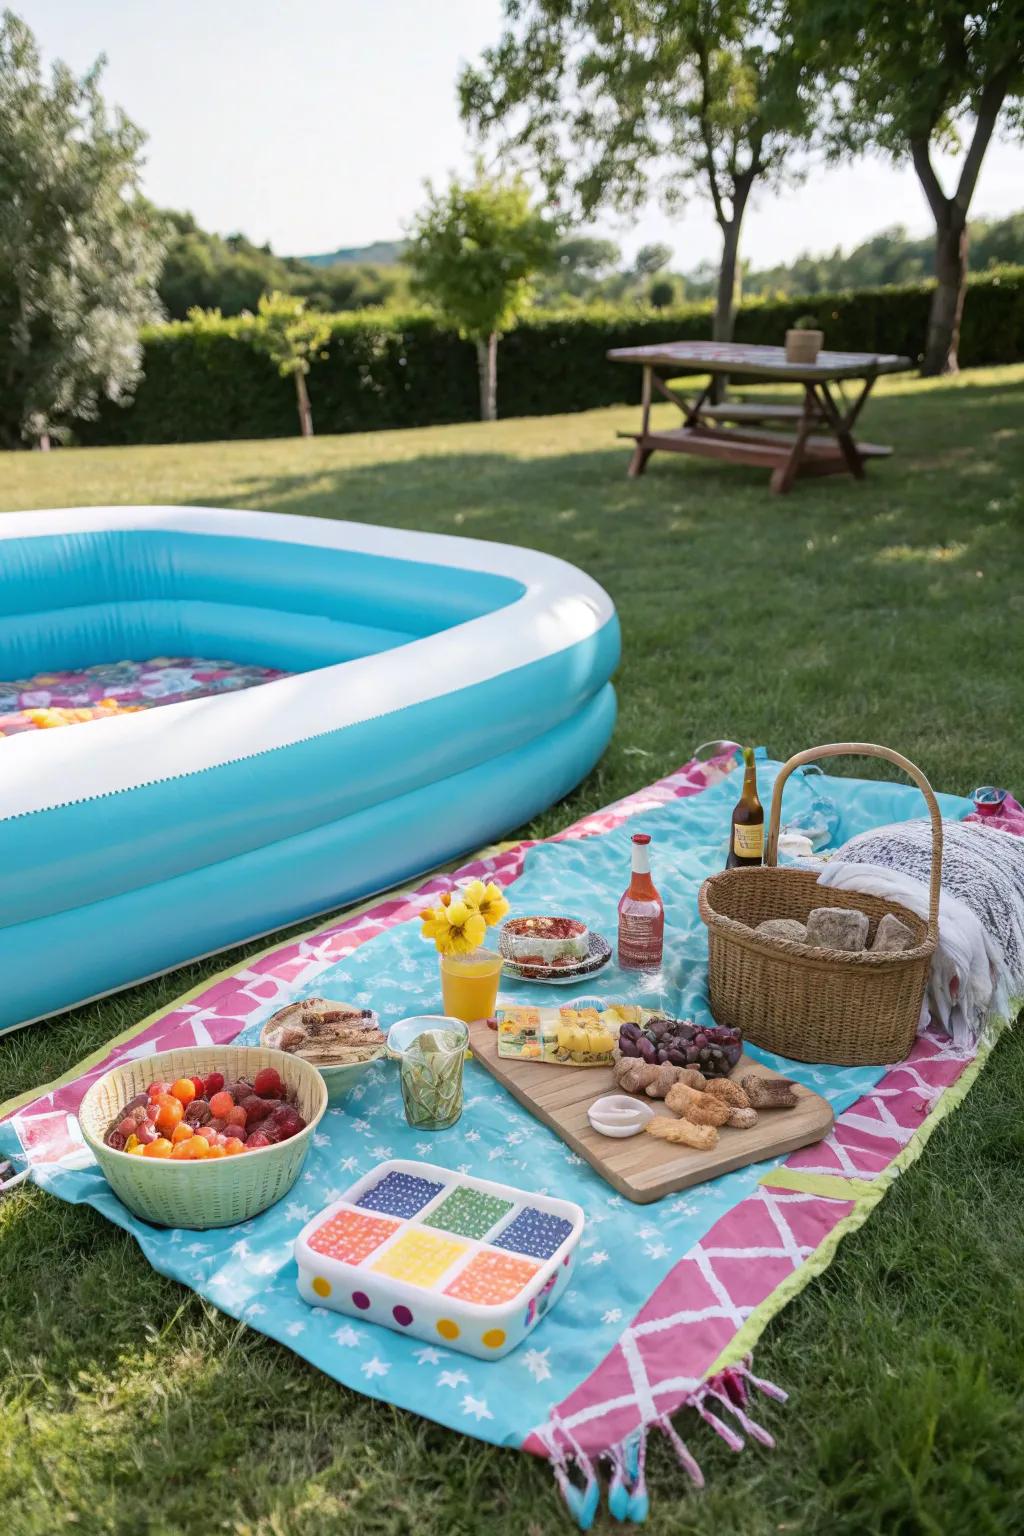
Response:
78,266,1024,447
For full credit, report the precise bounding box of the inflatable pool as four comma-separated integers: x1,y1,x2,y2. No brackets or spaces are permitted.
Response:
0,506,619,1034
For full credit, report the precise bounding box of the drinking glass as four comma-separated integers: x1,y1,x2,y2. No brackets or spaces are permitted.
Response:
386,1015,469,1130
439,947,503,1023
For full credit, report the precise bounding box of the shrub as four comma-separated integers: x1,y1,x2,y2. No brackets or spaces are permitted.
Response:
76,267,1024,447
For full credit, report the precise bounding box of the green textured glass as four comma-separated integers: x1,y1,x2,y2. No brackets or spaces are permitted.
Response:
387,1015,469,1131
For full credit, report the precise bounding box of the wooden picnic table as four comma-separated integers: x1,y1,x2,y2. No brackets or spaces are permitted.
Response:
607,340,914,493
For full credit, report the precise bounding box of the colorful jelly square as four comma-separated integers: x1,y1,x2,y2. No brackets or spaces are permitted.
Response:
355,1170,444,1219
307,1209,400,1265
443,1249,540,1305
370,1229,467,1288
493,1206,574,1260
422,1186,513,1241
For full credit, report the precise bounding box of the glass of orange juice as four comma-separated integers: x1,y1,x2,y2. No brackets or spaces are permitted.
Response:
439,947,504,1023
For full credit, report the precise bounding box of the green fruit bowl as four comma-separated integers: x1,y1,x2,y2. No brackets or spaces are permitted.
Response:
78,1045,328,1230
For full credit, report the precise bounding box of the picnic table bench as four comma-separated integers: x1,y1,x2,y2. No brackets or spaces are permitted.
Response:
607,340,914,493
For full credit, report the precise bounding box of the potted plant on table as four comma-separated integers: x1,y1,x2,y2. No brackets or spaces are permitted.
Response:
785,314,824,365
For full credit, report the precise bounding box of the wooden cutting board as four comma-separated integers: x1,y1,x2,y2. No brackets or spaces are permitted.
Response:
467,1019,834,1204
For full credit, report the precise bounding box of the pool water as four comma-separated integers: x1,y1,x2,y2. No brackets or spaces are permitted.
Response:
0,657,289,737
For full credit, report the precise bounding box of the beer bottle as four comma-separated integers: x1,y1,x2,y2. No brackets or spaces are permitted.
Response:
726,747,764,868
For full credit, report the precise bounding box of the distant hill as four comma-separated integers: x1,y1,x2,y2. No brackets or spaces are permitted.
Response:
298,240,406,268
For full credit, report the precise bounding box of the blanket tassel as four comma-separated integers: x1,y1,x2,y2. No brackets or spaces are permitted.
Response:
607,1431,649,1524
552,1446,600,1531
549,1358,786,1527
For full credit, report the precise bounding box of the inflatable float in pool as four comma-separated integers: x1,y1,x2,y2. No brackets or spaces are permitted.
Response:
0,506,619,1034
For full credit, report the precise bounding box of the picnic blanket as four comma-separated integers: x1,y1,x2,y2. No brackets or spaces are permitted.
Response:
0,751,1002,1527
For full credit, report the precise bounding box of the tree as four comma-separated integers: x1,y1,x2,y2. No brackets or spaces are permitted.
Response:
404,169,557,420
460,1,817,349
156,210,409,319
542,234,621,300
635,242,673,276
806,0,1024,374
649,276,679,308
0,10,163,448
249,291,331,437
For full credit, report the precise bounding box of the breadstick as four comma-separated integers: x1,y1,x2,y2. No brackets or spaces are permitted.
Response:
704,1078,750,1110
645,1116,718,1151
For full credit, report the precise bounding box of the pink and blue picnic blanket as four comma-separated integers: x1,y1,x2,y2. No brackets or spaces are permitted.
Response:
1,752,987,1526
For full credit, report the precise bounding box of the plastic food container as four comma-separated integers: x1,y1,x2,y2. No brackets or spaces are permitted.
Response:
294,1158,584,1359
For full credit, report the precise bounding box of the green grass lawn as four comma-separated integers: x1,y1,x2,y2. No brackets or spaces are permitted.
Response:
2,368,1024,1535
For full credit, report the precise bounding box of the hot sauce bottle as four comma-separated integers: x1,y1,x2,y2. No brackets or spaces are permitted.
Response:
726,746,764,868
617,832,665,970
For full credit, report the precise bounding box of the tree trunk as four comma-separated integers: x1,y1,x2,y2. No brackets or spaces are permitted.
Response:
37,432,51,452
910,73,1010,377
476,333,498,422
713,219,741,344
922,217,968,376
709,218,742,402
294,370,314,437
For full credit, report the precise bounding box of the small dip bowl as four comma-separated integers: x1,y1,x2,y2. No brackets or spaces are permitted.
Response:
587,1093,655,1139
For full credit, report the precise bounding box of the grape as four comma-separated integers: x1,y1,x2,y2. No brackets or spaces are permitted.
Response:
616,1016,744,1077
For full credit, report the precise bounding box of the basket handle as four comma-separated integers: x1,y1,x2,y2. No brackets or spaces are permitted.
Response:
765,742,943,943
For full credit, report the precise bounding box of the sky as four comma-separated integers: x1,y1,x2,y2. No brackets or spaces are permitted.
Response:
19,0,1024,271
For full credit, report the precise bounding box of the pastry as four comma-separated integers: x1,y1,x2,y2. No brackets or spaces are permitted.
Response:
871,912,917,954
500,915,590,966
261,997,385,1065
645,1116,718,1151
741,1074,799,1109
664,1081,731,1126
727,1107,758,1130
755,918,809,943
704,1078,750,1110
805,907,869,952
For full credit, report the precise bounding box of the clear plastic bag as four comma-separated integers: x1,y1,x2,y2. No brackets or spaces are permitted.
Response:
780,764,841,851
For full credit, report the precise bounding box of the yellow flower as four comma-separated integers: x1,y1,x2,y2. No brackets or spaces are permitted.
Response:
419,906,450,944
442,900,487,955
461,879,510,928
421,899,486,955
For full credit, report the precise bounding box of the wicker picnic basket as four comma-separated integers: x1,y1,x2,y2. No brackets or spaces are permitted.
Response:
78,1045,328,1230
697,744,942,1066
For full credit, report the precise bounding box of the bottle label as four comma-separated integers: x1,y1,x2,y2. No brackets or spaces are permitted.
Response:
733,823,764,858
618,913,664,969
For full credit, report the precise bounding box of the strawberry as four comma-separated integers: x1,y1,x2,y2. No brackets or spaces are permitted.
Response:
253,1067,285,1099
